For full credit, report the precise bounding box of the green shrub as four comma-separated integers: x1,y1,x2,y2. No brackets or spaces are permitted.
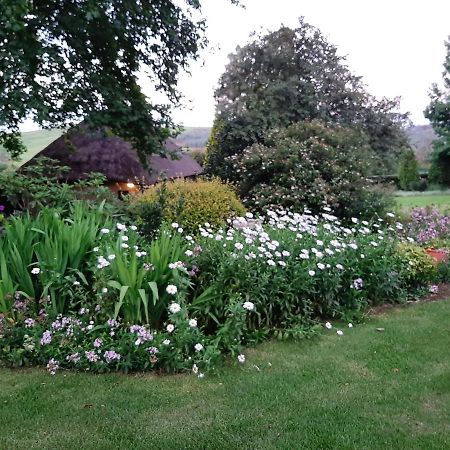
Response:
136,178,246,234
398,149,420,190
0,156,116,215
230,121,390,219
396,243,436,287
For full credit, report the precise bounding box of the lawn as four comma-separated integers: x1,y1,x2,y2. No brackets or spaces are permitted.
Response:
395,192,450,210
2,298,450,449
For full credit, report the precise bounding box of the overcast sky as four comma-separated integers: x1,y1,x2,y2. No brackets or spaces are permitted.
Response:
168,0,450,127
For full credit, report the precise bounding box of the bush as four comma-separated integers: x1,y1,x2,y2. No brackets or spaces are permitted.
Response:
398,149,420,190
135,178,246,234
0,156,117,215
230,121,389,219
396,243,436,287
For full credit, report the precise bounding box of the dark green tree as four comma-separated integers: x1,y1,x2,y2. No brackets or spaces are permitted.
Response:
398,149,420,190
425,38,450,186
205,18,409,178
0,0,237,161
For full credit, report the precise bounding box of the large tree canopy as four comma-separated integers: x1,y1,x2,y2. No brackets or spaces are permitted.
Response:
425,38,450,186
0,0,237,160
206,18,410,178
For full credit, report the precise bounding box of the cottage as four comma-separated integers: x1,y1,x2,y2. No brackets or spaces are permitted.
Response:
25,126,203,195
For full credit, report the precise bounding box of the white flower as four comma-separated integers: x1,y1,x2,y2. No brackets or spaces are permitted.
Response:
188,318,198,328
130,225,137,231
317,263,325,270
177,227,184,233
31,267,40,275
166,285,178,295
243,301,255,311
121,235,129,242
93,247,100,252
351,217,358,223
171,222,179,229
100,228,110,234
166,324,175,333
348,323,353,328
282,250,290,257
108,254,116,260
336,330,344,336
325,322,332,329
73,281,80,286
163,339,171,345
102,287,108,294
316,240,324,246
121,243,129,249
168,302,181,314
185,250,193,257
117,223,126,231
336,264,344,270
194,343,204,352
238,354,246,364
234,242,244,250
386,212,395,218
267,259,276,266
308,270,316,276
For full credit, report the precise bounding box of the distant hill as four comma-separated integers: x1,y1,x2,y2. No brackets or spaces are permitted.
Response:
405,124,437,167
174,127,211,149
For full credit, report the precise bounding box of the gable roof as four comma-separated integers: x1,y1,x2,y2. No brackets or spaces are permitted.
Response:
25,126,203,184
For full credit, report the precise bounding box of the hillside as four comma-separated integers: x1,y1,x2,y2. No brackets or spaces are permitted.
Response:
174,127,211,149
405,124,437,167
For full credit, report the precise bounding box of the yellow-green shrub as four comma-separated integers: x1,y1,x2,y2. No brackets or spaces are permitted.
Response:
397,243,436,286
136,178,245,234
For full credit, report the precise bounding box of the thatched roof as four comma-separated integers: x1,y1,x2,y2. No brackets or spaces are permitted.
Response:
25,127,203,185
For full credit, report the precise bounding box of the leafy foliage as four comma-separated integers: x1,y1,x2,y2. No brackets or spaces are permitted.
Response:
425,38,450,186
398,149,420,190
0,157,114,214
135,178,246,234
230,121,391,218
205,18,410,178
0,0,236,161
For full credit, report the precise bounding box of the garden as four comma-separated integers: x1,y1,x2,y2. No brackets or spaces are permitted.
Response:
1,161,449,379
1,3,450,448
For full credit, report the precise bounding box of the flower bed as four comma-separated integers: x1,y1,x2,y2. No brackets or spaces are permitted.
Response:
0,203,441,376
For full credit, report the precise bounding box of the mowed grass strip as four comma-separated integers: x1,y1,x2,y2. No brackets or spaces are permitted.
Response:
1,299,450,450
396,192,450,210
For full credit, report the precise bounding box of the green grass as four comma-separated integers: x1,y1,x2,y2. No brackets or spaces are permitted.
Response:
2,299,450,449
395,192,450,210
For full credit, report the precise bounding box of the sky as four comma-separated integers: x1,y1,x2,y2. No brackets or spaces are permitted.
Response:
20,0,450,131
168,0,450,127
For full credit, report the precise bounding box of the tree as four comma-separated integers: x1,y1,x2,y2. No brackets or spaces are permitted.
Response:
231,120,391,218
398,149,420,190
425,38,450,186
205,18,410,178
0,0,238,161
